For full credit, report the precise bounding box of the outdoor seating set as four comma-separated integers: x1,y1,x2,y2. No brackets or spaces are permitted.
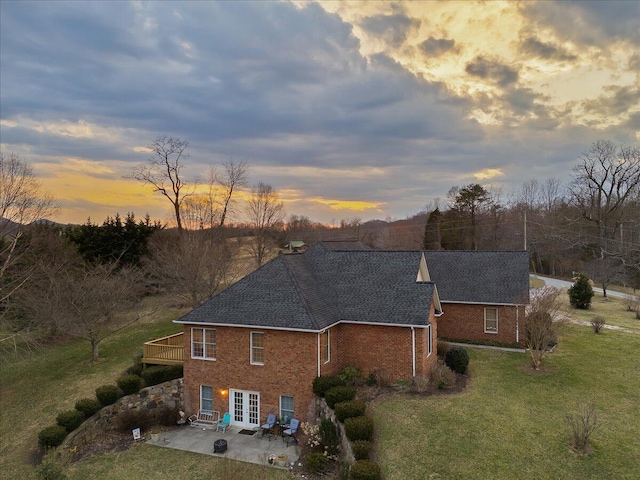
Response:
187,410,231,432
260,413,299,446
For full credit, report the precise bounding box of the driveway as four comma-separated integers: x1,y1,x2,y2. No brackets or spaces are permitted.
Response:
531,274,637,300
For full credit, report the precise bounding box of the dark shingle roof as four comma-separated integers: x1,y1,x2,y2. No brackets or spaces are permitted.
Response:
176,243,435,330
423,250,530,305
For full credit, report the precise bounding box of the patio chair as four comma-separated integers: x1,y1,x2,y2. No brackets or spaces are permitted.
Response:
260,413,277,440
217,412,231,433
282,418,299,446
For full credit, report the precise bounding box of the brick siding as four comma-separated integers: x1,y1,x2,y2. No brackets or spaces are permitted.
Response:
437,303,524,345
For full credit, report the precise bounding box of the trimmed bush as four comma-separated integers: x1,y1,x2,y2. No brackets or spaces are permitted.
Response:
351,440,372,460
430,362,457,389
75,398,101,418
126,363,143,377
117,374,143,395
350,460,381,480
115,408,154,433
96,384,120,406
445,346,469,374
339,365,361,385
313,376,346,397
334,400,366,422
306,452,329,474
344,416,374,442
35,462,68,480
56,409,84,432
38,425,68,448
141,365,183,387
325,385,357,409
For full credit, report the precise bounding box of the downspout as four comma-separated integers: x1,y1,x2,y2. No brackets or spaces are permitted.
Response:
317,333,321,377
516,305,519,343
411,327,416,378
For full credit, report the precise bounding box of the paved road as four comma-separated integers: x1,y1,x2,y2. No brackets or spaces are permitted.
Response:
531,274,637,300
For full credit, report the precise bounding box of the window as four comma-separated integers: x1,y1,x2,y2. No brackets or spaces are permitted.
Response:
485,308,498,333
280,395,294,424
323,330,330,363
251,332,264,365
427,324,433,357
200,385,213,412
192,328,216,359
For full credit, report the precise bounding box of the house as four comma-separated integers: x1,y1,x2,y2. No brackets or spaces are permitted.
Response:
175,243,441,429
283,240,307,253
422,251,530,346
174,243,529,429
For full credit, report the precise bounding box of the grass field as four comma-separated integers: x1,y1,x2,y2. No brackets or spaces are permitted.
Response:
373,292,640,480
2,284,638,479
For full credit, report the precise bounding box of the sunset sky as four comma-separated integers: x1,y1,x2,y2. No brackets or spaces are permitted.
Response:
1,1,638,226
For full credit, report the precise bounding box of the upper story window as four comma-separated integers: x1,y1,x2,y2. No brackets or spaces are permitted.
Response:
427,324,433,357
192,328,216,359
323,330,330,363
251,331,264,365
484,308,498,333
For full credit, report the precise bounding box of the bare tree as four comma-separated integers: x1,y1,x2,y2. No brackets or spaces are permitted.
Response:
246,183,284,266
569,140,640,257
146,229,236,307
218,160,249,227
586,256,625,298
128,136,195,231
523,286,566,370
0,153,57,307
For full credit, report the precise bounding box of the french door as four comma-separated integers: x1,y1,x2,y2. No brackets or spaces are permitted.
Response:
229,389,260,428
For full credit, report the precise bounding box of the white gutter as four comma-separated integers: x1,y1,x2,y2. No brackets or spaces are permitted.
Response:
411,327,416,378
317,333,321,377
515,305,519,343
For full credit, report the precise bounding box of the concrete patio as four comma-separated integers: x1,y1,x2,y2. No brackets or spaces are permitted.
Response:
147,425,301,468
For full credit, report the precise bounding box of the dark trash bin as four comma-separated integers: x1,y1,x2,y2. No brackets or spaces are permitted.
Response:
213,439,227,453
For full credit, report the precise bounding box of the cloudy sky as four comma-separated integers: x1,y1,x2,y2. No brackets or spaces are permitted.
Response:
1,0,638,225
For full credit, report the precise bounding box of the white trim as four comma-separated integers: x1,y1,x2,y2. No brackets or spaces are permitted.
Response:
427,324,433,357
279,394,294,423
200,385,213,412
515,305,519,343
250,331,264,365
177,319,433,331
440,300,526,307
323,330,330,364
317,333,321,377
484,307,499,334
191,327,216,360
230,389,260,428
411,327,416,378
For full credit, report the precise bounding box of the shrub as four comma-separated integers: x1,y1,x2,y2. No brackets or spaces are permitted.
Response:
155,405,179,426
351,440,372,460
56,410,84,432
445,346,469,374
126,363,144,377
38,425,68,448
325,386,357,409
334,400,366,422
591,316,605,334
306,452,329,474
568,273,594,309
313,376,346,397
350,460,381,480
141,365,183,387
35,461,68,480
115,408,154,433
566,403,598,454
413,375,429,393
436,340,450,358
344,416,374,442
95,384,120,406
117,374,143,395
75,398,101,418
430,362,457,389
372,369,394,387
319,418,340,455
339,365,361,385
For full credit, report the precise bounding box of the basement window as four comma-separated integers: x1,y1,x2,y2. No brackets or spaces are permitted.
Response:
484,308,498,333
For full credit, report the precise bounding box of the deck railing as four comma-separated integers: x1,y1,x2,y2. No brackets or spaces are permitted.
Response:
142,332,184,365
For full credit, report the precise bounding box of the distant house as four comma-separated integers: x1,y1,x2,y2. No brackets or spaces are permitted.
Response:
172,243,529,428
283,241,307,253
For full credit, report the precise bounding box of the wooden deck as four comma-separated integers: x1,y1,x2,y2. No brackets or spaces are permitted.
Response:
142,332,184,365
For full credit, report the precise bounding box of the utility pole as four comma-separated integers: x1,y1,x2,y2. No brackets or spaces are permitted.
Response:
523,210,527,251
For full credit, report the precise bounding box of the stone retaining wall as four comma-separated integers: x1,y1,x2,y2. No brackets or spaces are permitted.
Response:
61,378,185,450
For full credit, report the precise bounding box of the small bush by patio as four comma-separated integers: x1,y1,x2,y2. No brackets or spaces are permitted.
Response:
334,400,366,422
430,362,457,389
351,440,372,460
445,346,469,374
325,386,357,409
75,398,101,418
313,375,346,397
344,416,374,442
38,425,68,448
350,459,381,480
56,410,85,432
95,384,120,406
306,452,330,474
117,374,143,395
155,405,180,426
115,408,154,433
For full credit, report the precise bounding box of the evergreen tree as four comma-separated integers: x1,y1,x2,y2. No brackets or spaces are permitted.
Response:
568,273,594,309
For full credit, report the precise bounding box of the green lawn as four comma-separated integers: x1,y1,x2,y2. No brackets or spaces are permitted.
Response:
373,321,640,479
